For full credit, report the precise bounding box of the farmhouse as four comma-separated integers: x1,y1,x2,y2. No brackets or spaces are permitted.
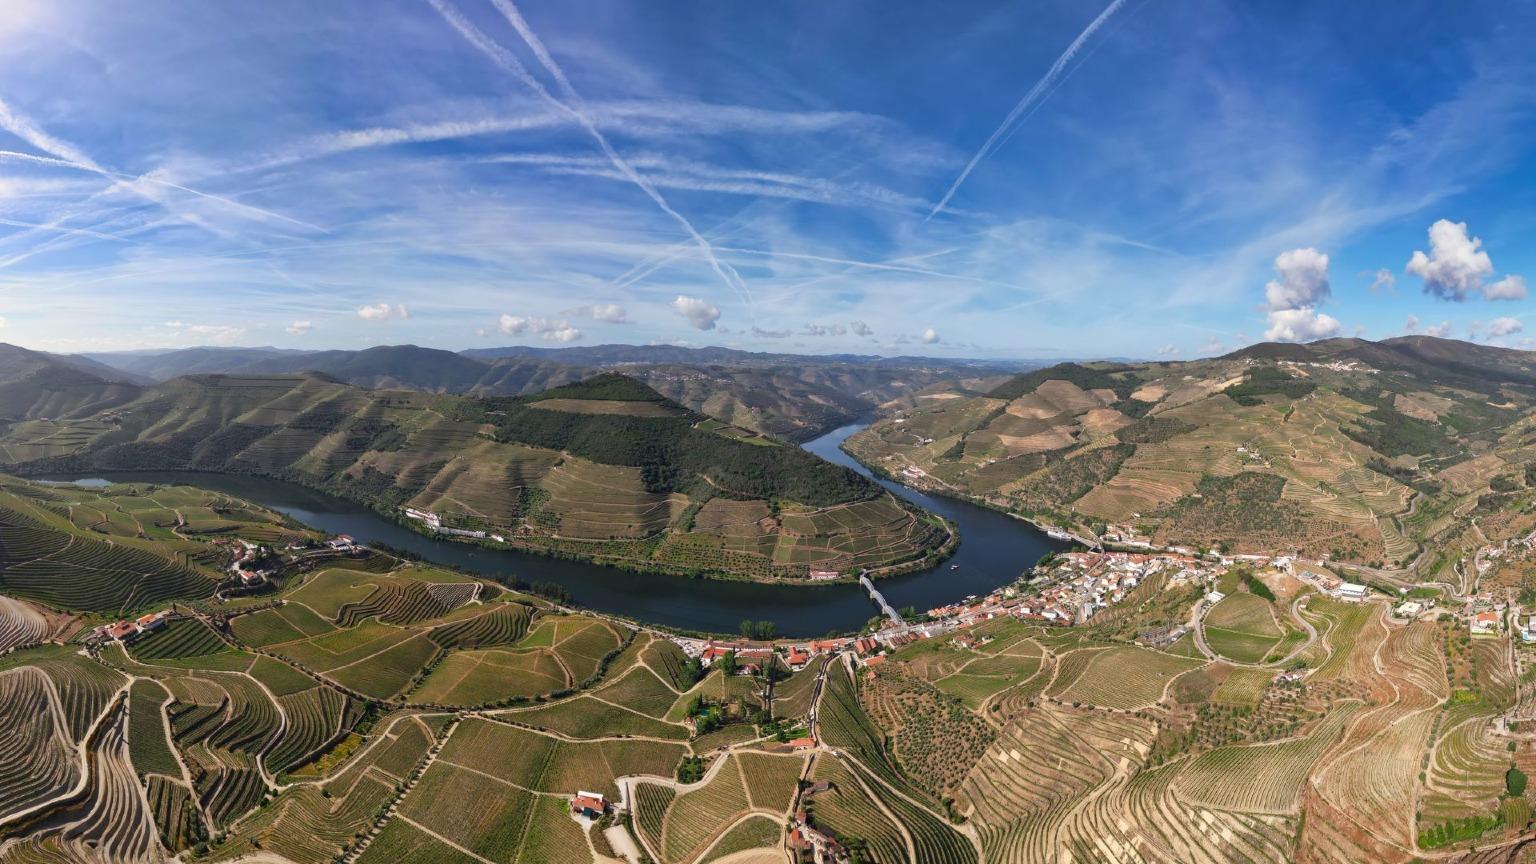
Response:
135,611,169,632
569,791,608,819
1333,582,1368,602
106,620,140,642
785,646,811,669
1393,600,1423,619
1472,611,1499,635
788,735,817,752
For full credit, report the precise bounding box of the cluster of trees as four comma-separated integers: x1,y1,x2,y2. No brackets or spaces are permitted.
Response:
1224,366,1316,406
739,619,777,640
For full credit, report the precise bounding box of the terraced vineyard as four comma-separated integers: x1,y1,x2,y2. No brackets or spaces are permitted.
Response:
4,456,1536,862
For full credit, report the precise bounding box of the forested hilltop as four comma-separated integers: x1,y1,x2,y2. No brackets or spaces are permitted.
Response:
0,370,950,582
848,336,1536,579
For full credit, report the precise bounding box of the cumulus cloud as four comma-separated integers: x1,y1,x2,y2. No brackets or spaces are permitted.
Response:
286,320,313,335
1485,275,1528,301
498,314,582,342
564,303,629,324
921,327,939,344
1368,268,1396,292
850,320,873,337
1201,336,1226,355
1488,316,1524,338
1262,248,1340,343
1405,219,1523,301
1264,248,1331,311
1264,308,1341,343
802,323,847,337
672,295,720,330
358,303,408,321
1156,344,1178,356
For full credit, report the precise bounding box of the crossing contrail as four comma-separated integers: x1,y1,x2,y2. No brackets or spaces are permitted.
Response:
428,0,754,313
927,0,1130,220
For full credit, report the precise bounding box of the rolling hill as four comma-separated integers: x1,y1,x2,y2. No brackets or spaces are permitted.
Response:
80,344,1024,441
846,336,1536,572
0,370,950,582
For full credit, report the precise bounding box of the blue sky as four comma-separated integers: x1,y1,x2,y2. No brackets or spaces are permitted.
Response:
1,0,1533,359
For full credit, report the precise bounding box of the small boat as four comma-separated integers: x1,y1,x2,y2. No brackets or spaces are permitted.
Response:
950,564,960,570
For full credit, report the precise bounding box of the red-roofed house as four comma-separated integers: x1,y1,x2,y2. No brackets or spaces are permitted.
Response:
107,621,140,642
570,791,608,818
788,736,816,752
853,637,879,656
785,647,811,669
135,612,168,632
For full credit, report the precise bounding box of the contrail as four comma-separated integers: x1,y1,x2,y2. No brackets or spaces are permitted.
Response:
428,0,753,312
927,0,1130,220
0,97,326,234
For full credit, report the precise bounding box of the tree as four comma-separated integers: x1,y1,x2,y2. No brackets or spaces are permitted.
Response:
1508,765,1527,798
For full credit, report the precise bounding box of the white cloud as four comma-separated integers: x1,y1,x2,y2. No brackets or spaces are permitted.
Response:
564,303,629,324
358,303,408,321
1264,307,1341,343
751,326,790,339
802,323,847,337
1155,344,1178,356
1264,248,1331,311
286,320,313,335
921,327,939,344
1262,248,1341,343
1202,336,1225,355
1485,275,1528,301
0,316,7,328
1405,315,1453,338
498,314,582,342
850,320,873,337
672,295,720,330
1368,268,1395,292
1488,316,1524,338
1406,219,1495,301
163,321,246,344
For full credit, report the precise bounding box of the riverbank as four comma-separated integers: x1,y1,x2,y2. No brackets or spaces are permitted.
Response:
36,424,1063,636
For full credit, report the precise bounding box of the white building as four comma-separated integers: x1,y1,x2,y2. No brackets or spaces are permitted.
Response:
1333,583,1368,602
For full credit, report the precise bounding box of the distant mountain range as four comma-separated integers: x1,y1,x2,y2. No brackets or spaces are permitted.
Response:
71,343,1035,441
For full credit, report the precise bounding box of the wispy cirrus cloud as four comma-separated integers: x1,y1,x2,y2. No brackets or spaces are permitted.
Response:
427,0,754,316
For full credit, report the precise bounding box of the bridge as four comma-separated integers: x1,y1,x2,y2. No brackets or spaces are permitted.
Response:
859,575,906,627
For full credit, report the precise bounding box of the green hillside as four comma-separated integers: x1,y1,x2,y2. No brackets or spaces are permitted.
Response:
0,372,949,582
847,336,1536,574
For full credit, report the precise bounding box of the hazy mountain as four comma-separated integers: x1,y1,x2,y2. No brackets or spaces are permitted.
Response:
81,342,1026,441
82,346,305,380
0,343,144,422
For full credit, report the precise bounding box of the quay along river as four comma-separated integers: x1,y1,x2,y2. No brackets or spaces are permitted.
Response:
48,423,1068,637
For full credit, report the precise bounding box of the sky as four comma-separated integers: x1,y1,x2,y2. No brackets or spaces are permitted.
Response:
0,0,1534,360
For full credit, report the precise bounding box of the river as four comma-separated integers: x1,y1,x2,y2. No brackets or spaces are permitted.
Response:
47,423,1066,636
